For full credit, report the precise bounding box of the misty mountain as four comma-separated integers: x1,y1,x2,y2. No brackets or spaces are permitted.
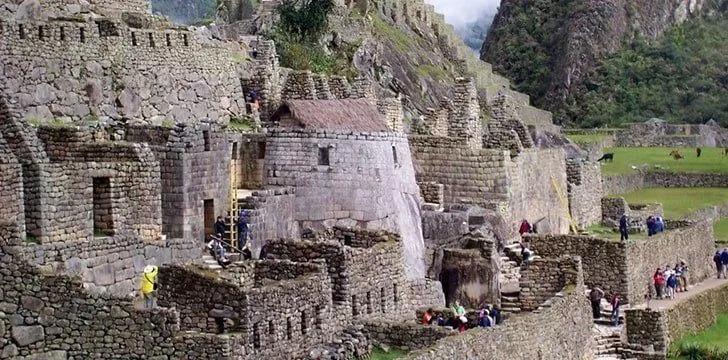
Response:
454,10,496,52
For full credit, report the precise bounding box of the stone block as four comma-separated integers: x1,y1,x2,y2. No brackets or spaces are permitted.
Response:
11,325,44,346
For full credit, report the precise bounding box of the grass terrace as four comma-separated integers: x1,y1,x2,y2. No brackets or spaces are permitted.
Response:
566,133,612,145
670,313,728,359
600,147,728,176
618,188,728,219
715,218,728,246
370,347,407,360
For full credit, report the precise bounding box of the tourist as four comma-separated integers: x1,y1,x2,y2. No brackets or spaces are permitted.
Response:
653,269,665,299
646,216,656,237
237,210,249,248
714,251,724,279
435,314,445,326
241,243,253,261
619,214,629,241
519,219,532,236
722,249,728,278
422,308,434,325
610,294,621,326
589,286,604,319
666,272,677,300
214,216,226,237
139,265,158,309
478,308,493,328
450,301,467,333
655,216,665,233
207,235,230,267
674,263,684,292
491,306,502,325
680,261,690,291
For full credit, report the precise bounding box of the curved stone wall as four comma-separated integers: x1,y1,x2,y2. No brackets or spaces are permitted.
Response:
264,129,426,279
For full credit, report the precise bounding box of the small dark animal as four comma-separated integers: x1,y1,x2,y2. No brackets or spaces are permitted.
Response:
724,148,728,156
597,153,614,162
670,150,684,160
696,147,702,157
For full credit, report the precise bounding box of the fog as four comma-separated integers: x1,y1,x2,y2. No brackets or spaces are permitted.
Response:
426,0,501,51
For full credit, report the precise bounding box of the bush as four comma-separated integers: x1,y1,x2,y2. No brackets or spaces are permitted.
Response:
276,0,334,42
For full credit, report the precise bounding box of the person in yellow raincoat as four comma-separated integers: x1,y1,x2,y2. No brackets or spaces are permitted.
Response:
140,265,158,309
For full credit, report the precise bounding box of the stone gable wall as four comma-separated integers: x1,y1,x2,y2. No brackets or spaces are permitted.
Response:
518,256,583,311
567,159,603,228
1,16,247,126
264,129,425,278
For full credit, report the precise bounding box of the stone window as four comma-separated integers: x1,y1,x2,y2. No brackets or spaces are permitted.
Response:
300,311,308,334
93,177,114,236
166,33,172,47
380,288,386,313
38,25,44,40
253,322,261,349
60,26,66,41
351,295,358,317
393,283,399,305
183,33,189,46
286,317,292,340
18,24,25,39
79,27,85,43
257,142,266,159
315,306,323,329
318,147,330,166
366,291,372,314
392,145,398,165
203,131,211,151
131,32,138,46
148,32,155,47
232,142,238,160
268,320,275,335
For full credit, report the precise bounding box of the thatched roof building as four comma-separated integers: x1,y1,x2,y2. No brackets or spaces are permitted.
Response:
271,99,390,133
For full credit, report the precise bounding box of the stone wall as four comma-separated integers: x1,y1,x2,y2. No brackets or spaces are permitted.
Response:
616,121,727,148
530,220,715,304
567,159,603,228
264,129,425,278
360,320,454,351
230,132,266,189
238,187,299,257
0,135,25,237
264,229,412,327
439,237,499,308
1,13,248,126
601,197,663,230
404,284,593,359
518,256,583,311
407,278,446,310
624,220,715,304
603,171,728,195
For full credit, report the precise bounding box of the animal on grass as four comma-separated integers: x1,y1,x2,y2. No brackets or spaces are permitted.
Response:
597,153,614,162
696,147,702,157
724,148,728,156
669,150,684,160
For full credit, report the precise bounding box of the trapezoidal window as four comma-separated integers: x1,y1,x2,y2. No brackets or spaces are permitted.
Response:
318,147,330,166
392,145,398,165
203,131,211,151
93,177,114,236
232,142,239,160
257,141,266,159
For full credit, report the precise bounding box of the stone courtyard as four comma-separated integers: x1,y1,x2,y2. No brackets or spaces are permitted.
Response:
1,0,727,359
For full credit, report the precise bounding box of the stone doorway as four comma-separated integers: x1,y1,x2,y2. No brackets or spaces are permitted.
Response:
93,177,114,236
203,199,215,240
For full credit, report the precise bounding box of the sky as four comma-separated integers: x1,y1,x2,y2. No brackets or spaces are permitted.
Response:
426,0,501,27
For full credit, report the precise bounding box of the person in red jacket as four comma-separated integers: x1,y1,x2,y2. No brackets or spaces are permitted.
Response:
653,269,666,299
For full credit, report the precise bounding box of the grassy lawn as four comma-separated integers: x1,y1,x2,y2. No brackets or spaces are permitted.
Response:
670,313,728,358
618,188,728,218
600,147,728,176
715,218,728,245
370,347,407,360
567,133,611,145
586,224,647,242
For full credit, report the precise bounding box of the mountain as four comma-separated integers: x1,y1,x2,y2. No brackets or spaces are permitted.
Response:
481,0,727,126
455,11,496,52
151,0,216,25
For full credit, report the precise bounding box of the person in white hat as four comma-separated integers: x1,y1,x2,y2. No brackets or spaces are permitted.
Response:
139,265,159,309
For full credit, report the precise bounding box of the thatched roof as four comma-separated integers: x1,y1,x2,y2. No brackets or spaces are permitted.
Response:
272,99,389,132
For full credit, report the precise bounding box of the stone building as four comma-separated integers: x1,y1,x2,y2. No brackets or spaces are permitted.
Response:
616,118,728,147
264,99,427,279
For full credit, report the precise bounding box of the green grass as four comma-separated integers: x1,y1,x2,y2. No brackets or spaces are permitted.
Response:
415,64,451,81
670,313,728,358
600,147,728,176
371,16,416,52
715,218,728,245
618,188,728,218
586,224,646,242
567,133,611,145
370,347,407,360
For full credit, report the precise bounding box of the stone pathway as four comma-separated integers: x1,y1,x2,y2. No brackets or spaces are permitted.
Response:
632,277,728,311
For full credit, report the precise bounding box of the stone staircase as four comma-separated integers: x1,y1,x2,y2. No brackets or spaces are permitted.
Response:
593,324,623,359
499,290,521,317
199,254,224,270
498,254,521,287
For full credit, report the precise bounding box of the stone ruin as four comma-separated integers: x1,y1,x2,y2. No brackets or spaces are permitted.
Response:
0,0,723,359
616,118,728,148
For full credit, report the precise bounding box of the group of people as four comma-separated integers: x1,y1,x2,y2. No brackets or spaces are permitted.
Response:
713,249,728,278
588,286,622,326
421,301,502,333
617,214,666,240
652,262,690,300
207,212,253,267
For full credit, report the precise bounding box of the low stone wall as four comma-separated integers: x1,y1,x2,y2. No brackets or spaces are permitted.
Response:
239,187,299,257
601,197,663,230
404,287,594,360
626,282,728,356
603,171,728,195
360,320,454,351
531,221,714,304
408,278,446,310
419,181,444,205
